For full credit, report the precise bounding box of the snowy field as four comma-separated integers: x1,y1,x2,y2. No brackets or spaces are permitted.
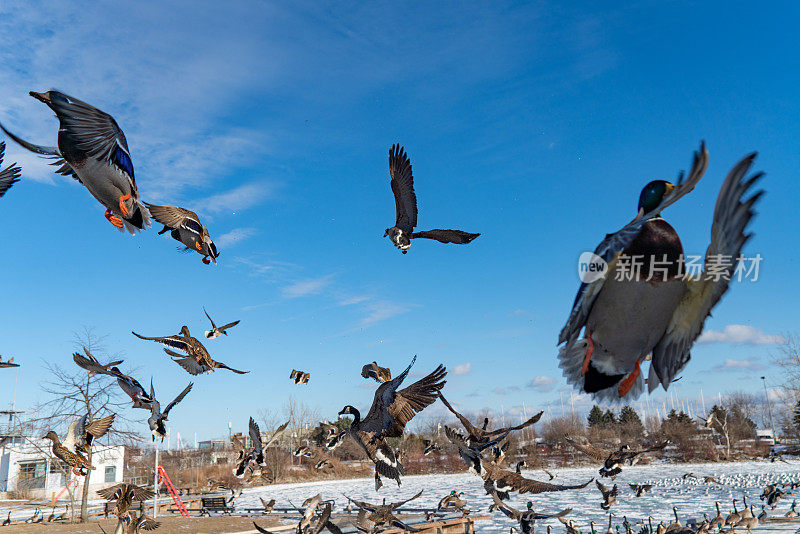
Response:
2,460,800,532
238,460,800,534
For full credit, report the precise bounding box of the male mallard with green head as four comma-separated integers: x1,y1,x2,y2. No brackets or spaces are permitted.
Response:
558,143,764,401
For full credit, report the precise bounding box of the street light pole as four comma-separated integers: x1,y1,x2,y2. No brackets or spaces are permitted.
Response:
762,376,775,441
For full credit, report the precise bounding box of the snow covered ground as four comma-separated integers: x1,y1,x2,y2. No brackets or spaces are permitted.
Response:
2,460,799,532
238,460,800,534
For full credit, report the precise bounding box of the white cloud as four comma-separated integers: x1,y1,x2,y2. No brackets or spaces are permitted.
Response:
452,363,472,376
527,376,557,392
282,274,335,299
216,227,257,249
698,325,785,345
195,182,276,215
711,357,766,373
359,301,411,326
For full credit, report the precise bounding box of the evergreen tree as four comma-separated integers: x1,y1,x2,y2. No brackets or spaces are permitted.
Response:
603,409,617,426
587,405,606,428
618,406,645,434
793,400,800,432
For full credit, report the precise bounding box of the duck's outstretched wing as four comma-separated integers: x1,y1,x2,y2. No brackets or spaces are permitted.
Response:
389,144,417,233
168,354,207,375
490,491,520,520
203,307,218,329
0,123,76,180
163,383,193,417
85,414,115,441
559,142,709,348
45,91,134,185
132,331,190,353
263,420,290,448
218,320,240,332
252,521,275,534
216,361,249,374
0,143,21,197
411,230,480,244
650,152,763,391
146,204,203,234
390,490,423,510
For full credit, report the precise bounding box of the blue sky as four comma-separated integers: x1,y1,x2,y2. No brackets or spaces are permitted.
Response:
0,1,796,443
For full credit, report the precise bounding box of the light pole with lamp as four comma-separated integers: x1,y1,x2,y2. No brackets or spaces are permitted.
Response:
762,376,776,443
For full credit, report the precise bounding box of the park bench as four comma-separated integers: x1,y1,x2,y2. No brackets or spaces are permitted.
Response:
200,496,235,515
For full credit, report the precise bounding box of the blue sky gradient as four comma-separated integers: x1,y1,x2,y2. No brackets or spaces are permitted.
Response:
0,1,796,442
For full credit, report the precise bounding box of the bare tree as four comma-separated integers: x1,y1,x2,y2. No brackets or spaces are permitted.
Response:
27,328,141,522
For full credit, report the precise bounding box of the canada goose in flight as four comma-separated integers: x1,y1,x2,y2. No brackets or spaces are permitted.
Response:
629,484,652,497
439,393,542,448
62,413,115,455
361,361,392,383
203,307,240,338
384,144,480,254
491,491,572,534
563,436,668,477
491,440,511,465
0,354,19,368
0,142,20,199
233,417,289,478
1,90,150,232
558,144,764,401
290,369,310,384
133,326,248,375
339,355,446,490
97,484,155,528
346,490,424,533
445,426,592,497
147,204,218,264
148,380,193,442
596,480,618,510
423,439,440,456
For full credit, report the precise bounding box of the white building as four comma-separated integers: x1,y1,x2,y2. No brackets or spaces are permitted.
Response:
0,437,125,498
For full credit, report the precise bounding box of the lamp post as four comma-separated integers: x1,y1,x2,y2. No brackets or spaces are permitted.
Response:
762,376,776,441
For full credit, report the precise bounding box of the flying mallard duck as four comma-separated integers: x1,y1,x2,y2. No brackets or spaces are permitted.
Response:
147,204,219,264
361,361,392,383
132,326,248,375
62,414,115,455
290,369,310,384
43,430,93,476
439,393,542,448
490,492,571,534
445,426,592,499
0,355,19,368
73,350,152,408
596,480,618,510
232,417,289,478
203,307,240,338
260,498,276,513
346,491,424,533
558,143,764,401
127,509,160,533
564,436,668,477
0,90,149,232
438,491,469,513
0,142,21,198
384,144,480,254
97,484,155,528
423,439,440,456
147,380,193,442
338,355,446,490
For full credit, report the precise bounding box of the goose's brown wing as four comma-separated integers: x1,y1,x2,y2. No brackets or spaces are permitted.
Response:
389,144,417,233
559,143,709,348
438,393,481,438
486,411,543,437
390,490,423,510
490,491,521,520
564,436,611,461
388,364,447,435
492,467,593,495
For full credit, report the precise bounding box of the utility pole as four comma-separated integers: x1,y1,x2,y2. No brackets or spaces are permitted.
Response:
762,377,776,440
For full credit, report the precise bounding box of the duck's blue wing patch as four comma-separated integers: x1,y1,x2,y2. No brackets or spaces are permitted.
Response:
112,145,135,181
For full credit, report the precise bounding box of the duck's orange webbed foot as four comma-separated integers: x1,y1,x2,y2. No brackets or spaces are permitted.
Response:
617,359,642,397
118,193,132,217
195,241,202,251
105,209,123,228
580,332,594,376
